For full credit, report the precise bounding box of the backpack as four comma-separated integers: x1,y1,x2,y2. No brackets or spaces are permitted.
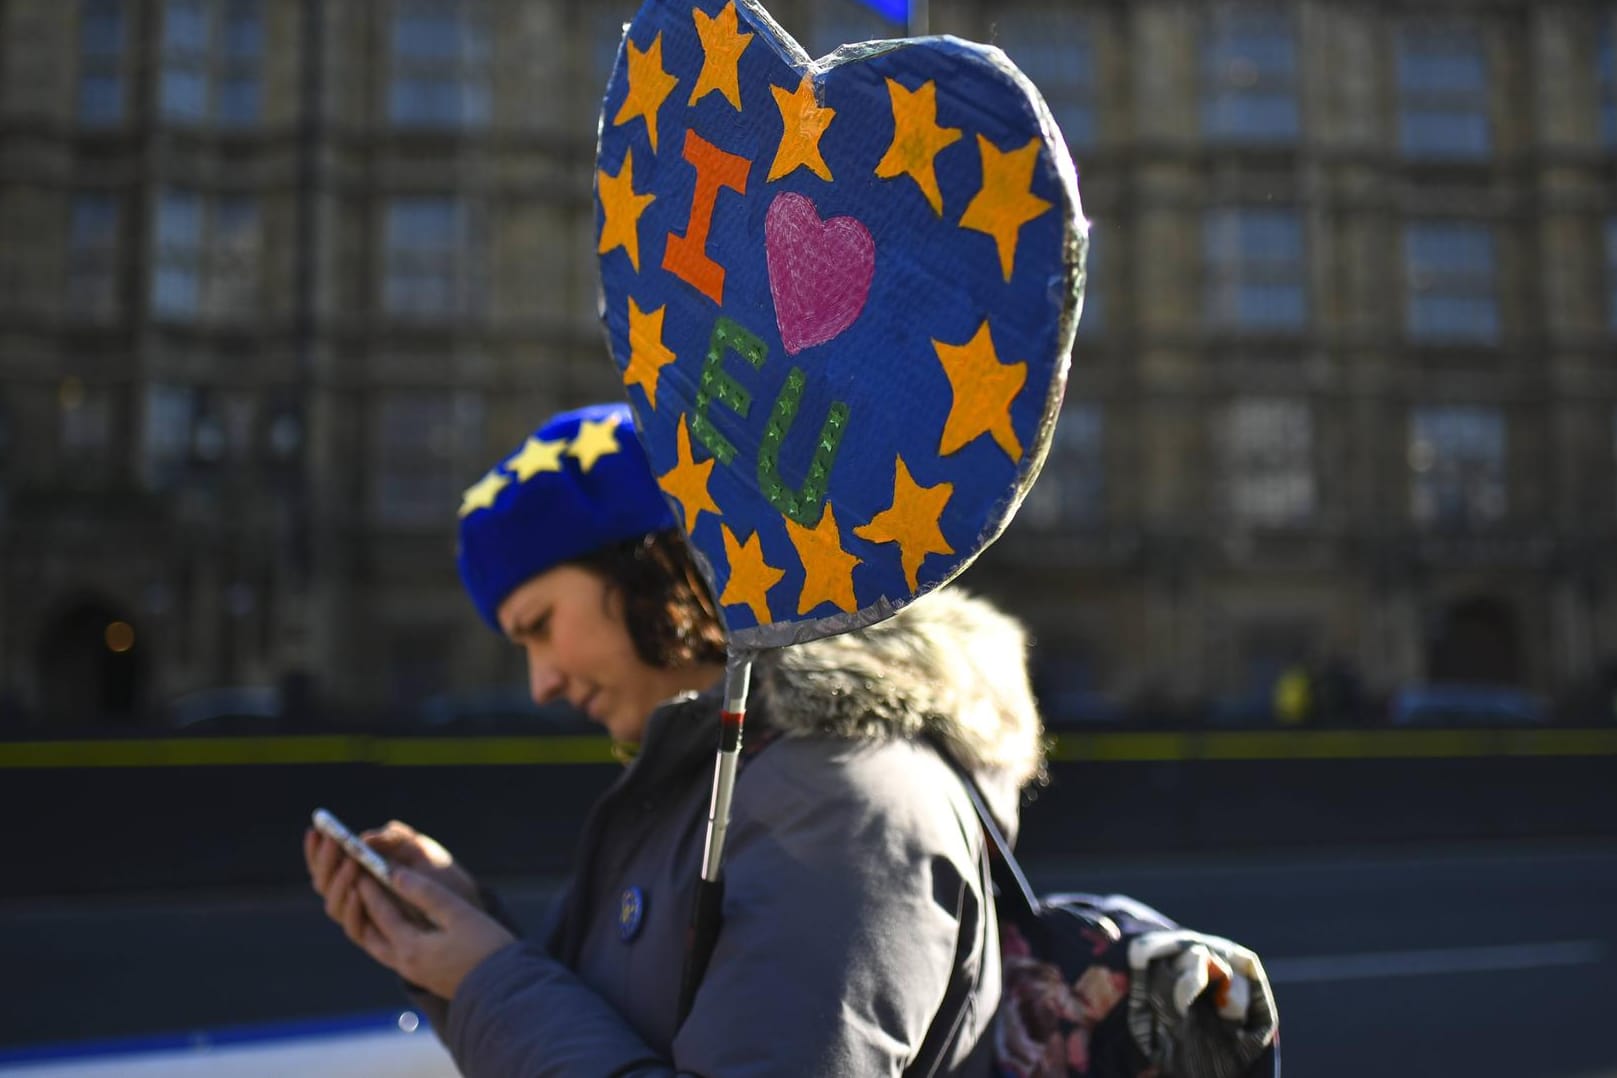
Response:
943,754,1281,1078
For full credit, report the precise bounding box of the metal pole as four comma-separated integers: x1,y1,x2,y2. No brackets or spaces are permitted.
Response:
678,651,755,1020
282,0,324,720
907,0,928,36
700,652,753,881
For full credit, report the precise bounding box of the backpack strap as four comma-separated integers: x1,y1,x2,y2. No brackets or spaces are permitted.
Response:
902,840,980,1078
929,738,1041,928
904,737,1043,1076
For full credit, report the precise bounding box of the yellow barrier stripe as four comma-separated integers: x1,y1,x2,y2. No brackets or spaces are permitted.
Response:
1,729,1614,769
0,736,364,768
0,735,616,769
1049,728,1617,762
1195,730,1486,760
1046,733,1193,763
377,736,619,766
1505,729,1617,757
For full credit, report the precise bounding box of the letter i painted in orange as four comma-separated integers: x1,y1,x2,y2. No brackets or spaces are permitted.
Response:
663,130,751,306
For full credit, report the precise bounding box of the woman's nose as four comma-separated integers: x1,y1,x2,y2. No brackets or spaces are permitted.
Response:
527,655,565,705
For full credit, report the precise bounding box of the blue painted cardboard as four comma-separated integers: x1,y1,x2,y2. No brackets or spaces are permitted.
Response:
595,0,1086,649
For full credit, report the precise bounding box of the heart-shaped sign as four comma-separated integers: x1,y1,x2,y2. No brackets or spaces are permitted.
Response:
596,0,1086,649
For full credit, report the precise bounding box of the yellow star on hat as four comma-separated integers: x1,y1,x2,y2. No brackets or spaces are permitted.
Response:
458,471,510,518
505,436,567,482
567,413,624,473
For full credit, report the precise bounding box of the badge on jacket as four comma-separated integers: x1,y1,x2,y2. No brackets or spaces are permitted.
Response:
619,886,646,942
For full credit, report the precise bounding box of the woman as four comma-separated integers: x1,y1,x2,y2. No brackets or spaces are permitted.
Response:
305,401,1045,1076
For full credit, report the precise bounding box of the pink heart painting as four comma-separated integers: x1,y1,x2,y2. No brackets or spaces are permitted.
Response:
763,192,876,356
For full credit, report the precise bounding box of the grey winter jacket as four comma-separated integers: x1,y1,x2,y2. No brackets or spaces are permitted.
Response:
415,589,1044,1077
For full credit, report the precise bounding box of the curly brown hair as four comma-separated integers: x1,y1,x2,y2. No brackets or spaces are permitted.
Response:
569,529,728,668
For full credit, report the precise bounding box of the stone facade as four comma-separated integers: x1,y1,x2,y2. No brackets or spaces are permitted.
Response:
1,0,1614,727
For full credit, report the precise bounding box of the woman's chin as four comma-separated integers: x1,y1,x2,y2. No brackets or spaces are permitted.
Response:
603,713,652,746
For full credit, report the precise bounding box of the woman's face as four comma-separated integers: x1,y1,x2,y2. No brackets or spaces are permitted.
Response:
497,564,705,744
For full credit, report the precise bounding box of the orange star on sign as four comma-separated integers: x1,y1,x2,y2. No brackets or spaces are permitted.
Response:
689,2,753,110
719,524,784,626
767,76,836,182
622,297,677,410
658,414,720,532
597,148,656,271
874,78,961,216
613,31,679,153
784,502,861,615
958,134,1052,281
933,320,1027,461
854,456,955,592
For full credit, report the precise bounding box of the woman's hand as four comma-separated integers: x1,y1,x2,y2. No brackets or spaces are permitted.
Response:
345,867,517,1000
304,823,513,999
304,820,481,918
354,819,481,909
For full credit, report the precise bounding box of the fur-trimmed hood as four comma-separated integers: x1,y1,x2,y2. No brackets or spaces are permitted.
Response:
750,589,1046,799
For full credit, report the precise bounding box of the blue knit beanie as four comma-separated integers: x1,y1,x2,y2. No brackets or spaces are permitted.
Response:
455,402,676,633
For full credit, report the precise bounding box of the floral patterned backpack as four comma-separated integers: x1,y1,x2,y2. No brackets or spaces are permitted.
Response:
945,754,1281,1078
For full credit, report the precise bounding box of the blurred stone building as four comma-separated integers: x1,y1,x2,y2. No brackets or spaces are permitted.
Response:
0,0,1614,726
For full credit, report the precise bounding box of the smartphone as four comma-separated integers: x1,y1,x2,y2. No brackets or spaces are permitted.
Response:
311,808,432,927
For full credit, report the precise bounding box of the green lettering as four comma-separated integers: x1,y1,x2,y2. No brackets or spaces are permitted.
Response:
692,316,767,466
757,367,849,526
